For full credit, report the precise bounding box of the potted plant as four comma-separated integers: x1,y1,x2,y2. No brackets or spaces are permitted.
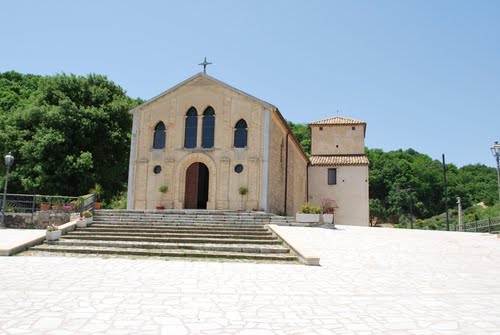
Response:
320,198,338,225
51,199,64,210
156,185,168,210
296,203,322,223
82,210,93,224
89,183,103,209
46,223,61,241
69,199,79,210
76,216,87,228
238,186,248,211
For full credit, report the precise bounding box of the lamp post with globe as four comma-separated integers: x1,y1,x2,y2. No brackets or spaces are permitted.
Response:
491,142,500,217
0,152,15,228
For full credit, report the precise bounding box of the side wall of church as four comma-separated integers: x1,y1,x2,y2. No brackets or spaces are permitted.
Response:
267,114,287,215
285,136,309,216
267,112,308,216
130,78,266,211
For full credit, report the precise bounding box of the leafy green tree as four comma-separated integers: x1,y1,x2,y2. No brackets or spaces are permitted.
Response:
0,72,140,199
287,121,311,155
0,71,41,113
366,147,498,224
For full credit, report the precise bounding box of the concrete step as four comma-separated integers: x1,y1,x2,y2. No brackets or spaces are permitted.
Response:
27,210,299,264
30,245,298,262
95,210,272,217
91,220,266,228
89,223,268,231
67,231,276,240
60,235,282,245
47,239,290,254
93,217,270,224
80,226,271,235
94,215,264,219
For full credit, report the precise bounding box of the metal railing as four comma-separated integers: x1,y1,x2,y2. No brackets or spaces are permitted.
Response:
436,216,500,234
461,216,500,234
79,194,96,215
0,193,96,224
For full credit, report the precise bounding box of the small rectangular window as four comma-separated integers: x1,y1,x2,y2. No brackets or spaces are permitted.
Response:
328,168,337,185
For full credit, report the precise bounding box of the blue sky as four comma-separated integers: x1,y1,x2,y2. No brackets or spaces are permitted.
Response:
1,0,499,167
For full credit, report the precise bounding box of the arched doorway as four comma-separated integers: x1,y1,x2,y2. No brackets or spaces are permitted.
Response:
184,162,209,209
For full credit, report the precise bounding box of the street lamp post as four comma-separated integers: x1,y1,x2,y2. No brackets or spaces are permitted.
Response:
491,142,500,217
0,152,15,228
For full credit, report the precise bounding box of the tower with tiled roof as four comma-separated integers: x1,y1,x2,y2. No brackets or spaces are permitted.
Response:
307,116,369,226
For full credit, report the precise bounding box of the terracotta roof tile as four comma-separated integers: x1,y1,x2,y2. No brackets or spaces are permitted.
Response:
310,155,369,166
310,116,365,126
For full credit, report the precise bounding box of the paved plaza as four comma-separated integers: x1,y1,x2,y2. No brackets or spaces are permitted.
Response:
1,225,500,334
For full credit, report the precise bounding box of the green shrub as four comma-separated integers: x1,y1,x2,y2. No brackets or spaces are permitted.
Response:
300,203,321,214
82,210,93,218
108,192,127,209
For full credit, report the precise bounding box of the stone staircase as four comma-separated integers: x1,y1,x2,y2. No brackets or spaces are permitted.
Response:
29,210,299,263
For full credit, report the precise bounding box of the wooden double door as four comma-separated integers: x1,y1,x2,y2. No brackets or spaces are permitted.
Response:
184,162,209,209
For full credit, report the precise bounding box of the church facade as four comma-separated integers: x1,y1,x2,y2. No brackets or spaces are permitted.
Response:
127,73,369,225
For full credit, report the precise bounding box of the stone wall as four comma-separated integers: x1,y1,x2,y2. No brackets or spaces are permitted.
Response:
4,211,79,229
285,136,308,216
311,124,366,155
267,113,287,215
267,112,309,216
129,75,266,211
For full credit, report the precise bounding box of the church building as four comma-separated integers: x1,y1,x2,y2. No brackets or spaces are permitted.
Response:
126,72,369,225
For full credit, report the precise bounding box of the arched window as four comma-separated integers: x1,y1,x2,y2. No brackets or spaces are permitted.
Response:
153,121,166,149
234,119,248,148
184,107,198,148
201,106,215,148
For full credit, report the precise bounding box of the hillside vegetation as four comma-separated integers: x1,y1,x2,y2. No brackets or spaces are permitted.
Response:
288,122,499,228
1,72,498,222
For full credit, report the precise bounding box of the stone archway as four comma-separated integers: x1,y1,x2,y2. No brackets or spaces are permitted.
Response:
184,162,209,209
175,153,217,210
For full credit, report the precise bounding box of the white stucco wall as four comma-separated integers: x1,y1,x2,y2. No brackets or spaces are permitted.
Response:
308,165,369,226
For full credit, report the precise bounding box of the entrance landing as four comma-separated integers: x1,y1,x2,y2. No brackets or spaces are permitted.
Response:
0,229,45,256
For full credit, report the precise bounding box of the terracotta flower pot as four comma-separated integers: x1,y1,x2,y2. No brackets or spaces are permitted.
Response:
40,203,50,210
156,205,165,210
94,202,101,210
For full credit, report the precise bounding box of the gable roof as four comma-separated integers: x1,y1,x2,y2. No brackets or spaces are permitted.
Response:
129,72,276,114
129,72,310,163
310,116,365,126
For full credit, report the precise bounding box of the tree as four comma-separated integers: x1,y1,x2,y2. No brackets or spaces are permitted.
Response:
287,121,311,155
0,72,140,199
365,147,498,224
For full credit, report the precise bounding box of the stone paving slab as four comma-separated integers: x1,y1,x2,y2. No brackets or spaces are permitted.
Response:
0,228,46,256
1,225,500,334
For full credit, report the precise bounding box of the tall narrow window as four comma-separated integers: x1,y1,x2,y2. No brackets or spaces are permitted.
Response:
201,106,215,148
234,119,248,148
184,107,198,148
328,168,337,185
153,121,166,149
